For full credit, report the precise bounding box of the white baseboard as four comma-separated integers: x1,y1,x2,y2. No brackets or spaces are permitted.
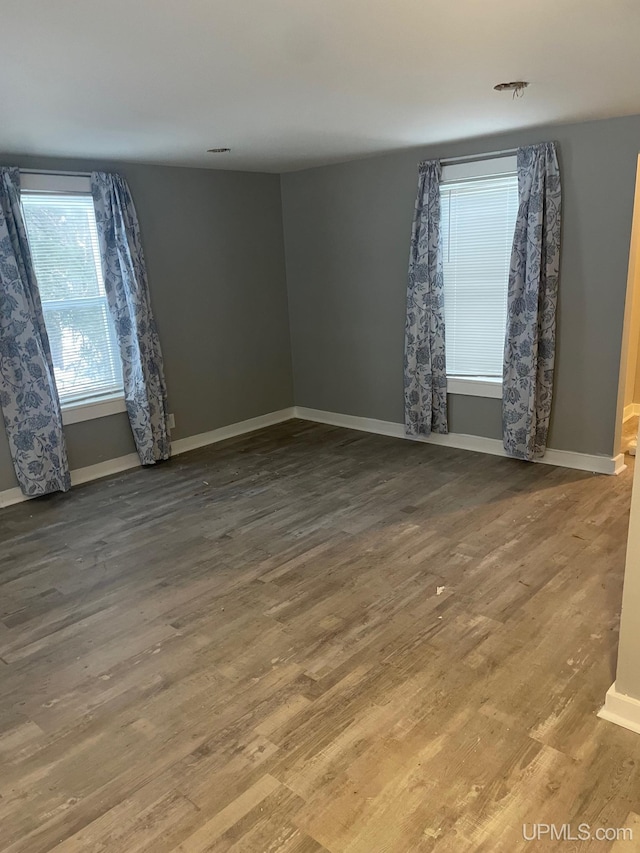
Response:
598,683,640,735
70,453,141,488
171,408,295,455
0,403,623,510
611,453,628,475
0,486,26,510
293,407,624,476
0,408,295,510
624,403,640,422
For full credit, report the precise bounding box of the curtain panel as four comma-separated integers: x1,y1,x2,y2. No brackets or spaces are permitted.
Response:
404,160,448,437
91,173,170,465
502,142,562,461
0,167,70,497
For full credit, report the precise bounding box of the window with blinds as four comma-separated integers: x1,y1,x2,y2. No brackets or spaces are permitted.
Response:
22,193,124,406
440,170,518,379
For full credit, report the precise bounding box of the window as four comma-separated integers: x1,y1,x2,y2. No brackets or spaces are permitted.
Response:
440,157,518,397
20,175,124,420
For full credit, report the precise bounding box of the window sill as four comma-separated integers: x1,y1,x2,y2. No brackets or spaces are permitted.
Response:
447,377,502,399
61,393,126,425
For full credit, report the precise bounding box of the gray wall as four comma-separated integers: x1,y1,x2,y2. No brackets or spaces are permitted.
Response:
0,154,293,491
2,112,639,491
281,115,640,456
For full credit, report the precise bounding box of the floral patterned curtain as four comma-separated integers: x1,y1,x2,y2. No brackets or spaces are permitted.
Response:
91,172,170,465
0,167,71,497
503,143,561,461
404,160,448,437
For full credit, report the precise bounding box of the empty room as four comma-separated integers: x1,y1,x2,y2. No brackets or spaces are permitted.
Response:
3,2,640,851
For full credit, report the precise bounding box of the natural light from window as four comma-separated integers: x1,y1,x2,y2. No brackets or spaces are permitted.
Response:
440,172,518,379
22,193,123,407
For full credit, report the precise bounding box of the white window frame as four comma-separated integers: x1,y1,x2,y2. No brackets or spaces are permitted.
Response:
61,393,127,425
446,376,502,399
440,155,517,399
20,171,126,424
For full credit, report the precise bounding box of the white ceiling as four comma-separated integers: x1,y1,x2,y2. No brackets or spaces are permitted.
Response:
4,0,640,173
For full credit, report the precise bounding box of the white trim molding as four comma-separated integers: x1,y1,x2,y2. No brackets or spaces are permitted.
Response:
61,394,127,425
447,377,502,399
170,408,295,455
0,451,143,511
293,407,625,476
441,155,517,183
598,683,640,735
623,403,640,422
0,408,295,510
20,171,92,194
0,487,27,510
71,452,140,488
0,403,624,511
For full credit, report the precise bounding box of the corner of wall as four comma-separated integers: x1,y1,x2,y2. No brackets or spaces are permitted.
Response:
614,153,640,457
278,172,298,409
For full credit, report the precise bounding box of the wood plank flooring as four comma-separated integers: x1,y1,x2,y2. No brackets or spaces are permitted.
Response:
622,415,639,454
1,419,640,852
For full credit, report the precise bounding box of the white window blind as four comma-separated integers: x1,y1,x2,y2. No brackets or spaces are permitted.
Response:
22,193,124,406
440,172,518,378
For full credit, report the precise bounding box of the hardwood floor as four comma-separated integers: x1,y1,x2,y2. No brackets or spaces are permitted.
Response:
622,415,639,455
1,419,640,852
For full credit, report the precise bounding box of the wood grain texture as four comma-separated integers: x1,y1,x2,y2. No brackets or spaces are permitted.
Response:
622,415,639,454
1,419,639,852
